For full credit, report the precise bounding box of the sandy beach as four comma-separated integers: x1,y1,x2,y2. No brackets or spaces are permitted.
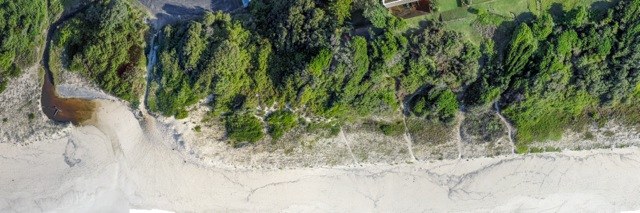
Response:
1,98,640,212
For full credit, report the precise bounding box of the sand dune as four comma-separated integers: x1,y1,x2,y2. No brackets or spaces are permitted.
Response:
1,99,640,212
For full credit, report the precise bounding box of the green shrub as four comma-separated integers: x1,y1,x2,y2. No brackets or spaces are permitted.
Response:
412,88,459,123
0,0,47,77
0,80,7,93
379,122,404,136
583,131,595,140
529,147,544,153
266,110,298,140
225,113,264,144
515,143,529,154
306,121,341,138
462,112,505,142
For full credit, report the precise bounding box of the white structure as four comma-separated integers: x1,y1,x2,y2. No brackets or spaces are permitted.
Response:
382,0,420,8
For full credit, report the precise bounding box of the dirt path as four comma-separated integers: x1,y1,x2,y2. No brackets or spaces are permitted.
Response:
495,102,516,154
400,112,418,162
339,128,359,165
454,112,466,159
393,79,418,162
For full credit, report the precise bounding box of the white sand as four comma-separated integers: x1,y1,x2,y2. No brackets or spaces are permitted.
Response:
1,99,640,212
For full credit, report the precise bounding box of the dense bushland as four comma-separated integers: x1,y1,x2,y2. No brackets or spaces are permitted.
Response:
53,0,148,104
0,0,48,92
468,0,640,151
149,0,481,143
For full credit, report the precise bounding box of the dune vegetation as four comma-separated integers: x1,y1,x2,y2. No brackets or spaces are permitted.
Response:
52,0,148,104
0,0,48,92
8,0,637,152
148,0,481,144
146,0,640,149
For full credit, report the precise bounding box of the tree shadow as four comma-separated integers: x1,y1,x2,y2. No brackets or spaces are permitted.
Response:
150,4,208,28
162,4,207,16
211,0,244,12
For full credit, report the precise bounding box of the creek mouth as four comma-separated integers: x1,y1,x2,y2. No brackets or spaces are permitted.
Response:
41,73,95,125
40,2,96,125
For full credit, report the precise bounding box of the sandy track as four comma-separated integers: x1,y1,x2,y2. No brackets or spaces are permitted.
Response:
1,99,640,212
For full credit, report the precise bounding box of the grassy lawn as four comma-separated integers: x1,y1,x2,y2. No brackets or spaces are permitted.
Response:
406,0,614,46
473,0,531,18
435,0,460,11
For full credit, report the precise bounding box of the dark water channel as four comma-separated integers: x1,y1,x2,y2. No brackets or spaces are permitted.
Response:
40,2,96,125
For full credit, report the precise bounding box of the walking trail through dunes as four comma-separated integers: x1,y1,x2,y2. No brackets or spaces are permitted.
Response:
2,99,640,212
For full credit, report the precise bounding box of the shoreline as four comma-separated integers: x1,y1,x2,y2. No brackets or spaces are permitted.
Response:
2,97,640,211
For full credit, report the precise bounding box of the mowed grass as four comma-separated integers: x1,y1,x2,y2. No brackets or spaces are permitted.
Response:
406,0,531,45
473,0,531,18
435,0,460,11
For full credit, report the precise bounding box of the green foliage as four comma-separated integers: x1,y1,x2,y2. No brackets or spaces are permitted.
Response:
0,80,6,93
305,121,341,137
434,89,459,121
504,23,537,78
150,12,265,117
55,0,147,103
307,49,332,77
266,110,298,140
474,8,503,26
148,2,483,147
412,88,459,123
328,0,353,26
0,0,48,93
565,6,588,27
532,13,554,40
250,0,329,53
379,121,404,136
225,113,264,144
371,31,408,63
504,92,596,144
363,4,389,28
404,24,480,93
462,112,504,142
148,0,639,151
495,0,640,146
462,1,640,150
